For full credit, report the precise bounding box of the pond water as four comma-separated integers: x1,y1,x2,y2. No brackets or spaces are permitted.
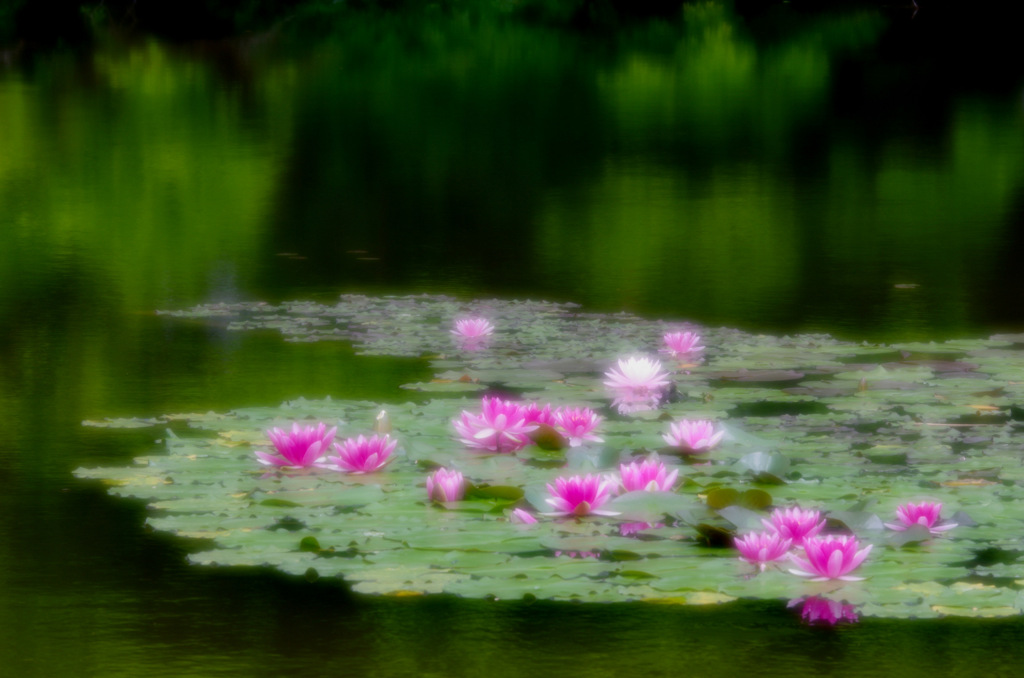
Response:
2,2,1024,676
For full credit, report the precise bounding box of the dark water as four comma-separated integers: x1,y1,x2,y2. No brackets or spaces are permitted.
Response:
2,3,1024,676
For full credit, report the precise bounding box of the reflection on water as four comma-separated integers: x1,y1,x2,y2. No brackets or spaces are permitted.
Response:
2,3,1024,676
2,5,1023,341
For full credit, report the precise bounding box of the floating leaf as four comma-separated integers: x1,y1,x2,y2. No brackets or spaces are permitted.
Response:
69,293,1024,617
706,488,740,510
466,485,525,501
82,417,165,428
606,491,694,522
828,510,885,532
529,424,568,451
887,525,934,547
734,452,790,477
717,505,766,532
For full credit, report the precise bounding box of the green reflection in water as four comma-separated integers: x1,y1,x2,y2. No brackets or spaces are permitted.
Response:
537,5,1023,336
3,4,1024,340
0,40,283,309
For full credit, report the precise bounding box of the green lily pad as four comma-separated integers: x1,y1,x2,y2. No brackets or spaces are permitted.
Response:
71,293,1024,618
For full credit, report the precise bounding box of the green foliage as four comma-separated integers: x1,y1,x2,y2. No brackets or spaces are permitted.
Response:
77,294,1024,617
4,7,1020,347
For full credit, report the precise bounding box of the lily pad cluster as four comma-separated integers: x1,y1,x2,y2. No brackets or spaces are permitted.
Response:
76,294,1024,618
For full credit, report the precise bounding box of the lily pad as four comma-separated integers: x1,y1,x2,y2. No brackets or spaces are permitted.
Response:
71,293,1024,617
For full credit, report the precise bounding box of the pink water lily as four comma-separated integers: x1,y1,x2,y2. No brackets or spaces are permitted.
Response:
452,396,537,453
554,406,604,447
521,402,558,427
545,474,618,517
661,331,705,359
604,356,671,413
426,468,466,503
618,456,678,492
619,521,664,536
325,434,396,473
735,531,793,571
885,501,957,535
255,422,336,467
662,419,724,453
510,508,538,524
451,317,494,339
763,507,826,544
789,535,872,581
790,597,859,626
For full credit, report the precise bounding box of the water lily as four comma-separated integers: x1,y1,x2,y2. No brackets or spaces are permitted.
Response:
545,474,618,517
554,406,604,447
789,597,859,626
604,356,671,413
884,501,957,535
451,317,494,339
426,468,465,503
735,531,793,571
451,317,494,351
661,331,704,359
510,508,538,524
618,455,678,492
619,521,664,536
662,419,724,454
521,401,558,427
255,422,336,468
789,535,872,581
325,434,396,473
763,507,826,544
452,396,537,453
